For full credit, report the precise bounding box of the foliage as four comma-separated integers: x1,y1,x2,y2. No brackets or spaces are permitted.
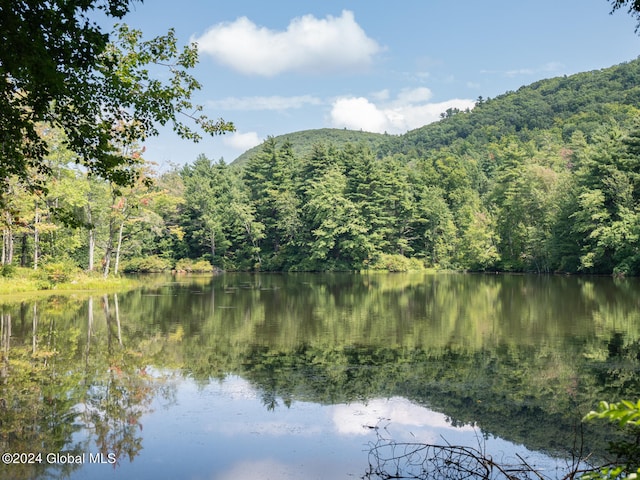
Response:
581,401,640,479
0,293,172,478
0,1,233,193
3,58,640,277
586,401,640,428
181,155,263,270
232,128,390,167
121,255,172,273
369,254,424,272
174,258,215,273
0,264,16,278
42,258,81,284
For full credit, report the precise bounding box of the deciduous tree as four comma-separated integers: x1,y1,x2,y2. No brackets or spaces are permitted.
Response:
0,0,233,196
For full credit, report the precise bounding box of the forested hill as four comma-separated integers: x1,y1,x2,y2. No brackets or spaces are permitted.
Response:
206,57,639,274
5,58,640,277
388,57,640,155
232,128,391,166
232,57,640,164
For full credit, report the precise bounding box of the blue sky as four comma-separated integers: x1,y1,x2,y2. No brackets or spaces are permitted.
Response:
113,0,640,167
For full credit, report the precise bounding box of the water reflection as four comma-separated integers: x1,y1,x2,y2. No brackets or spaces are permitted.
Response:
0,272,639,479
69,376,563,480
332,396,476,439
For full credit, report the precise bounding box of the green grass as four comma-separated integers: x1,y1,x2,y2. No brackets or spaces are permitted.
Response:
0,266,145,296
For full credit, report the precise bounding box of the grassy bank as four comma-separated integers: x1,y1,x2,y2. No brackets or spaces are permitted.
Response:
0,265,145,296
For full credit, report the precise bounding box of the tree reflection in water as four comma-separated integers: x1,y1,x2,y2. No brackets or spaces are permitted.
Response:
0,293,175,480
1,273,640,479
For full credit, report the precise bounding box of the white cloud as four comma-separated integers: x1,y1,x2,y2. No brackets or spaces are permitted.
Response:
505,62,564,77
330,97,390,133
390,98,476,130
330,88,476,134
223,131,263,151
489,61,565,78
331,397,475,440
505,67,535,77
210,95,322,111
371,89,391,101
394,87,433,105
193,10,381,76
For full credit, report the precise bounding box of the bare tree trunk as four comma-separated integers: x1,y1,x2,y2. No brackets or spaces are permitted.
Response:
33,203,40,270
102,214,115,278
7,232,12,265
87,201,95,272
114,218,125,275
102,189,122,279
102,241,112,278
4,212,13,265
88,227,95,271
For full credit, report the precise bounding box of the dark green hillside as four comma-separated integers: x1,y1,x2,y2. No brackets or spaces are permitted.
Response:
388,57,640,156
232,59,640,166
231,128,392,166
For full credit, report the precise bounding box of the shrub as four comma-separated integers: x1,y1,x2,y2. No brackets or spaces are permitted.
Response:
174,258,215,273
122,255,173,273
0,264,16,278
369,254,425,272
42,259,80,284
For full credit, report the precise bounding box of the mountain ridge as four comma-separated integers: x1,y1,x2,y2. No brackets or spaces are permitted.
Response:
231,57,640,164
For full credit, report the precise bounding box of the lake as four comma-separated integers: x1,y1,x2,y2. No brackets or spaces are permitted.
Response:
1,272,639,479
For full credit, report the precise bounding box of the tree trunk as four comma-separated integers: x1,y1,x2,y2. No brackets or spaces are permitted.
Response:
33,203,40,270
102,214,115,278
114,220,124,276
102,241,112,278
20,234,28,267
6,233,12,265
87,201,95,272
3,212,13,265
113,198,127,276
6,231,12,265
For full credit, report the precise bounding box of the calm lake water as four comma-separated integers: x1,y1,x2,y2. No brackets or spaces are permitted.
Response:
1,272,640,479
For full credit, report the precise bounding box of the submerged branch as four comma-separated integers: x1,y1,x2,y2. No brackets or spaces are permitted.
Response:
362,423,601,480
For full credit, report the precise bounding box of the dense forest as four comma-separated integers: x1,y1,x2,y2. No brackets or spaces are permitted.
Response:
3,58,640,277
